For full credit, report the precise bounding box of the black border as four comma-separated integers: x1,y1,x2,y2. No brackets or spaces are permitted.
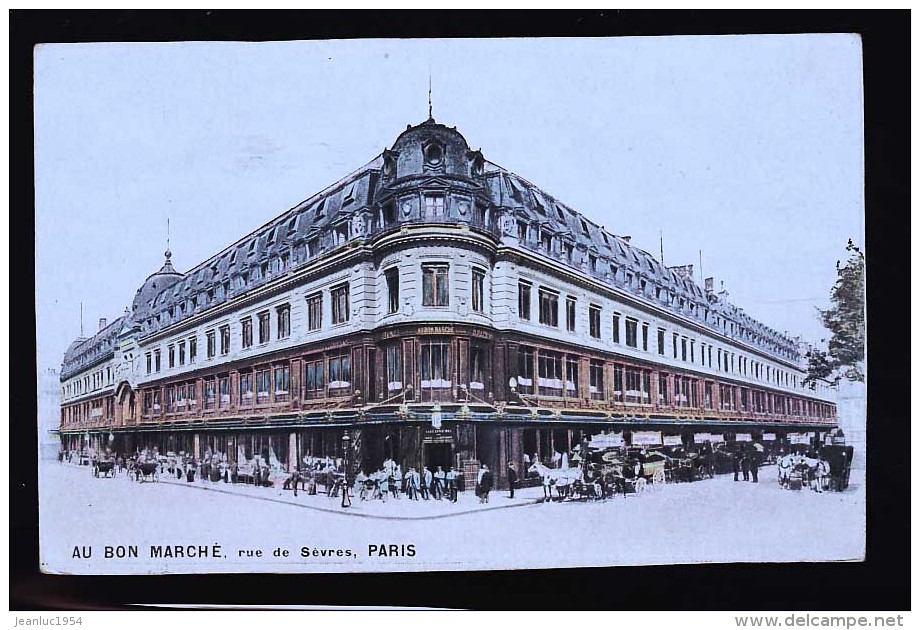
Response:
11,10,909,611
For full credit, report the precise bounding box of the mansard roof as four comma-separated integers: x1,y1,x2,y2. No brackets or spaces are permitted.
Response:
112,118,800,363
61,316,126,381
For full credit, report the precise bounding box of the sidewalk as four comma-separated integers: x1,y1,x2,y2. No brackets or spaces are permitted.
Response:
150,466,547,520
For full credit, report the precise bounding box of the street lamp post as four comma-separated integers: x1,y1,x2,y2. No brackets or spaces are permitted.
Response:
341,433,352,508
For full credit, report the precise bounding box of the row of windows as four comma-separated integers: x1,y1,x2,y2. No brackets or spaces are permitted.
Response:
517,280,806,392
144,283,353,376
62,365,114,399
513,345,834,418
514,221,797,362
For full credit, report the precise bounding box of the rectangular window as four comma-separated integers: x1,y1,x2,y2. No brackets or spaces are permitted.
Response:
589,360,604,400
537,351,563,397
303,359,325,399
146,353,152,375
240,372,254,405
154,349,161,372
469,344,486,391
331,284,350,324
624,366,644,404
256,369,271,403
419,340,451,401
516,221,528,242
641,323,649,352
385,346,403,393
704,382,713,409
189,337,197,363
219,376,230,407
206,331,216,358
566,297,576,332
518,281,532,320
612,313,621,344
274,365,290,401
385,267,400,314
328,353,352,393
625,319,638,348
658,373,670,406
516,346,534,395
657,328,665,355
220,325,230,355
422,264,449,307
673,333,679,359
178,341,185,366
205,378,216,409
681,337,688,362
168,345,175,369
589,304,601,338
564,356,578,397
538,288,559,327
276,304,290,339
242,318,253,349
307,292,322,330
424,194,445,219
258,311,270,343
471,267,485,313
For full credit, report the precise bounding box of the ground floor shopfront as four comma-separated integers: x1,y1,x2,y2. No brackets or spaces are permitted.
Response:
59,406,836,491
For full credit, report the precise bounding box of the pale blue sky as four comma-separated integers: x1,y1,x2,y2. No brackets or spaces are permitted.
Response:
34,35,864,372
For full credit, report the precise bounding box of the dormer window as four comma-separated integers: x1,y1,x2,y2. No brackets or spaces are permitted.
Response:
229,250,237,265
564,242,574,261
579,218,590,236
530,190,546,216
314,199,326,219
555,204,566,221
540,231,553,252
266,227,276,244
286,217,298,233
248,240,257,255
383,202,397,224
343,182,356,205
589,254,598,272
424,141,444,167
307,238,319,257
516,221,528,242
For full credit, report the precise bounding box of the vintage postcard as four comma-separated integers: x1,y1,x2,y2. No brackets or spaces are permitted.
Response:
35,35,866,575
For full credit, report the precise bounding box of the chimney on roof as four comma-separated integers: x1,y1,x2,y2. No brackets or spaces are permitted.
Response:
704,277,715,293
668,264,694,280
98,317,107,331
718,280,729,298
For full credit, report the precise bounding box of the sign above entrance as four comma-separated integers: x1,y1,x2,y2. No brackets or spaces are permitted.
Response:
709,434,725,443
735,433,752,442
762,433,776,441
631,431,662,446
789,433,811,445
663,435,683,446
694,432,711,443
423,428,453,444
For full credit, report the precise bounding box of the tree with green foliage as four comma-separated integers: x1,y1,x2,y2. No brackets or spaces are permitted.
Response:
804,240,866,386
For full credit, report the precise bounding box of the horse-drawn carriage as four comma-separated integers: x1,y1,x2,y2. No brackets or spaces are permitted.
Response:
133,460,159,483
92,457,117,478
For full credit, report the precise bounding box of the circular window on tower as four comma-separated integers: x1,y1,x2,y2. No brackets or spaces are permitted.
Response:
424,141,444,167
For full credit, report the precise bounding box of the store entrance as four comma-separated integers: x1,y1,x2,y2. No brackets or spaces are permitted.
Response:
424,443,453,472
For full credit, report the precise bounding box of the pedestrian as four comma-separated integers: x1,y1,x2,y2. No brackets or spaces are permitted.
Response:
446,467,458,502
476,464,487,502
749,450,759,483
433,466,446,500
378,470,389,502
507,461,518,499
732,450,741,482
406,467,418,500
421,467,432,500
480,465,493,504
741,451,750,482
230,460,239,484
393,465,402,499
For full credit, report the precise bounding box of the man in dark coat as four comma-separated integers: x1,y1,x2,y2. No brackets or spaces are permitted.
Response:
507,462,518,499
740,451,750,482
732,450,741,482
480,465,494,503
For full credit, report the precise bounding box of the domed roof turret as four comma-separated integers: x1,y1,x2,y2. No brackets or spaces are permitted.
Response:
385,118,481,181
131,249,184,321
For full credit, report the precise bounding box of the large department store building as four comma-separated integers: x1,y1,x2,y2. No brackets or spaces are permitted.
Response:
58,116,837,488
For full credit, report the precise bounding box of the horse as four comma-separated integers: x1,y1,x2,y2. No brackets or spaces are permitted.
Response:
93,459,116,478
134,461,159,483
528,461,582,501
